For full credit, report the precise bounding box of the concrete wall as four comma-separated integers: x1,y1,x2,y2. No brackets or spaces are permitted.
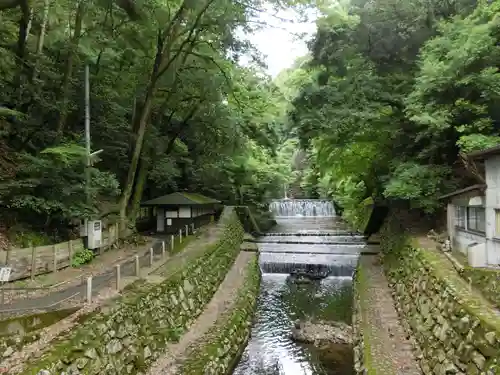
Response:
447,193,491,266
453,228,485,255
24,207,246,375
485,155,500,265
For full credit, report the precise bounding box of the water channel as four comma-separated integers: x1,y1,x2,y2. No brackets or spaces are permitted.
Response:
233,199,365,375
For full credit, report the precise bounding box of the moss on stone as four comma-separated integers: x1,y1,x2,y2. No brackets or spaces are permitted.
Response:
180,254,260,375
461,266,500,309
354,260,396,375
380,214,500,374
21,207,246,375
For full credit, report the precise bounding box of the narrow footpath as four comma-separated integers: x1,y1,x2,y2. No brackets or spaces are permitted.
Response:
0,225,220,316
1,224,223,374
146,251,255,375
358,256,421,375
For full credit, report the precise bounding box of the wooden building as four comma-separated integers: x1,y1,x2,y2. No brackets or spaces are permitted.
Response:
141,192,221,233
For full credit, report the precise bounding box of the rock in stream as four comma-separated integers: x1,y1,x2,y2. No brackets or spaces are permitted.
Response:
291,319,352,346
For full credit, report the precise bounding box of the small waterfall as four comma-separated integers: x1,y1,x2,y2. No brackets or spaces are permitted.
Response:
254,235,366,244
233,201,367,375
269,199,336,217
259,252,358,277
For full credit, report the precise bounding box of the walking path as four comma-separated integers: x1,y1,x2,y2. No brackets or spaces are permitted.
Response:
146,251,255,375
1,224,224,373
0,225,218,316
358,255,421,375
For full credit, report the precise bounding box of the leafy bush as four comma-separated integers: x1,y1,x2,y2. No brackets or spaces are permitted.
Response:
10,230,52,248
71,249,94,267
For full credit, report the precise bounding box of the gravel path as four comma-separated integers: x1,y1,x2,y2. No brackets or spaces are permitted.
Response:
146,251,255,375
359,256,421,375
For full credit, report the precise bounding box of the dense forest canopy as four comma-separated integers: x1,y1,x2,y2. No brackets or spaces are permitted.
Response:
288,0,500,227
0,0,314,245
1,0,499,243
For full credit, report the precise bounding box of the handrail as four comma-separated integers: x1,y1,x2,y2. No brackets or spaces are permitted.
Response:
0,279,73,291
0,291,81,314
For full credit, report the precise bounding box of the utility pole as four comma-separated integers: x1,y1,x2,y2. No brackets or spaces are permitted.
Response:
84,64,91,209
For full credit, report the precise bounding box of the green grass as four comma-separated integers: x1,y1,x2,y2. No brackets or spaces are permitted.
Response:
420,248,500,332
170,232,198,254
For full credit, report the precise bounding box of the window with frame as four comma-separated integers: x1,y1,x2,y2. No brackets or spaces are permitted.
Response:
455,206,467,229
467,206,485,233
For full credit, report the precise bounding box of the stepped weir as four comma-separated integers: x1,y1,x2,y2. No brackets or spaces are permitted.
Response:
233,199,368,374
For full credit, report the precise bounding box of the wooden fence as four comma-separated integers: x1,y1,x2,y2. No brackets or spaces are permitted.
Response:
0,224,127,282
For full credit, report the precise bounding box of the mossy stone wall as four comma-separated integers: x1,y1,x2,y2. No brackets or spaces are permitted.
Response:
23,207,245,375
352,261,367,375
181,254,260,375
380,215,500,375
461,267,500,309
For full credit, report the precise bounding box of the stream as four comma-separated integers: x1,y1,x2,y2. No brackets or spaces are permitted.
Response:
232,199,364,375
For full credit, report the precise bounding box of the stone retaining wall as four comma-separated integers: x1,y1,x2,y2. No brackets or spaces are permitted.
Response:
23,207,245,375
461,266,500,309
380,215,500,375
352,263,365,375
386,247,500,374
180,254,260,375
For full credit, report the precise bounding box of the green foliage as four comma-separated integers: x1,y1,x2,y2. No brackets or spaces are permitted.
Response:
384,163,455,213
71,248,94,267
287,0,500,215
0,0,311,236
11,230,53,248
0,144,120,222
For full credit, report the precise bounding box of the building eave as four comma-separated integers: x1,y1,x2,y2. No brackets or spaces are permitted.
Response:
438,184,486,200
467,145,500,160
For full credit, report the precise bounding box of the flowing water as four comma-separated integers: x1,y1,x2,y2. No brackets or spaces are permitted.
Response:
233,199,366,375
269,200,336,218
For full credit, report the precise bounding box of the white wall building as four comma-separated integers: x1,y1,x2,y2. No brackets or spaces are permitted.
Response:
442,145,500,267
141,192,221,234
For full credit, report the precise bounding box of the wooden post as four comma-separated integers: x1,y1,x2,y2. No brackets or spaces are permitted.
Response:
171,235,174,251
162,241,166,258
86,276,92,303
191,223,195,233
135,255,140,277
68,240,73,266
52,244,57,272
5,245,12,265
115,264,121,290
179,229,182,243
185,224,189,235
30,243,36,280
149,247,154,266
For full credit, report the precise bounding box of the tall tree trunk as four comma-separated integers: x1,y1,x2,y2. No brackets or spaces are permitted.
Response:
31,0,49,83
117,0,216,227
56,0,84,135
118,86,155,226
13,0,32,101
128,154,150,224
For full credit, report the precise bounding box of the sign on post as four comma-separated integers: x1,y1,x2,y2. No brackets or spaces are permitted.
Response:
0,267,12,282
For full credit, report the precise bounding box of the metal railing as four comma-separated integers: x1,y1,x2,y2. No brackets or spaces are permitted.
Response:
0,224,197,316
